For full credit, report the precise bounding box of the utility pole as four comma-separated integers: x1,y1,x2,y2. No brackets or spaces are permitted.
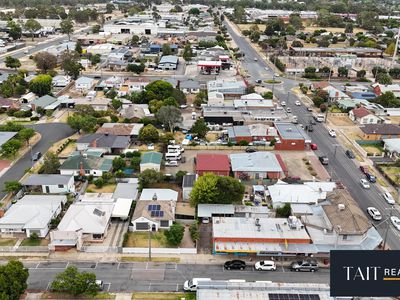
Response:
148,225,152,261
382,208,395,250
392,27,400,64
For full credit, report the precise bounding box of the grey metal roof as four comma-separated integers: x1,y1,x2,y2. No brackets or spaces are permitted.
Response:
113,183,138,200
274,122,307,140
230,152,283,173
21,174,73,186
158,55,179,65
77,134,130,149
182,174,197,188
197,204,235,218
0,131,17,147
31,95,57,108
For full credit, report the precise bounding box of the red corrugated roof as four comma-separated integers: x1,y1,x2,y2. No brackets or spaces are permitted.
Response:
275,153,287,174
352,107,371,118
196,154,230,172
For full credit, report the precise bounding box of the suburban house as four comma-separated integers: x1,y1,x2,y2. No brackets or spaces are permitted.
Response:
0,195,67,238
131,200,176,231
50,201,114,250
207,91,225,106
196,153,230,176
0,132,17,149
309,81,330,92
182,174,197,201
157,55,179,70
140,152,162,172
372,83,400,97
30,95,59,111
73,97,110,111
139,189,178,202
117,78,150,96
227,124,277,144
230,152,286,180
21,174,75,194
76,133,130,154
52,75,72,88
349,107,382,124
75,77,95,92
360,124,400,140
96,123,143,140
268,181,336,209
119,103,153,120
323,86,350,103
274,122,310,151
383,138,400,159
180,79,201,94
0,98,20,111
212,216,311,255
59,154,113,177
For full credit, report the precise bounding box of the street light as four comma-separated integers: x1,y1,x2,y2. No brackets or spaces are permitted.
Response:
148,224,152,261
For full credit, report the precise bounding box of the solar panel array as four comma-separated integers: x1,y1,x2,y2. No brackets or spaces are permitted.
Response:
150,210,164,217
269,294,320,300
148,204,161,211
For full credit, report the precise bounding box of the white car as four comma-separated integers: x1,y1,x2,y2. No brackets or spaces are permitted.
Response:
360,179,370,189
328,129,336,137
165,160,178,167
390,216,400,231
295,100,301,106
367,207,382,221
254,58,258,61
274,73,280,77
383,192,395,205
254,260,276,271
147,143,155,150
280,101,286,107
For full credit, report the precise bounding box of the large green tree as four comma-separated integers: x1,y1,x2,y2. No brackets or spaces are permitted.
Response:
24,19,41,41
1,139,22,157
34,52,57,73
0,260,29,300
164,222,184,246
372,92,400,108
5,56,21,70
60,51,83,79
18,128,35,145
67,114,97,133
156,106,182,132
29,74,52,96
60,19,74,41
191,119,209,138
40,152,60,174
50,266,98,296
144,80,174,100
7,20,22,40
138,124,159,143
3,181,22,193
138,169,163,188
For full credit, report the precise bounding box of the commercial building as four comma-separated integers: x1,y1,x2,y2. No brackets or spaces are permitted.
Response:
207,79,247,98
158,55,179,70
274,122,311,151
289,46,383,57
196,153,230,176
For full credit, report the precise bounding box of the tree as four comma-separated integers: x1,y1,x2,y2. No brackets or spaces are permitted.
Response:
40,152,60,174
156,106,182,132
377,73,392,85
345,23,353,34
372,92,400,108
319,66,331,77
127,63,145,74
50,266,98,296
111,99,122,109
139,124,159,143
338,67,349,78
276,203,291,218
262,91,273,99
34,52,57,73
162,43,172,55
183,43,193,61
130,157,141,170
18,128,35,145
385,42,396,56
191,119,209,138
7,20,22,40
29,74,52,96
1,139,22,157
5,56,21,70
145,80,174,100
4,181,22,193
389,68,400,79
317,37,330,47
106,3,115,14
291,40,303,47
289,13,303,30
138,169,163,188
24,19,41,41
60,19,74,41
164,222,184,246
356,70,366,78
131,35,140,46
89,54,101,65
171,88,186,105
91,24,101,33
67,115,97,133
188,7,200,15
112,157,126,171
312,96,325,107
60,51,83,79
0,260,29,300
190,173,245,206
372,66,387,78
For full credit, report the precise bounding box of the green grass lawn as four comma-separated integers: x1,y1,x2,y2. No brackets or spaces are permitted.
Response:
123,232,170,248
381,166,400,185
264,79,281,84
360,143,384,155
0,239,17,246
20,238,49,246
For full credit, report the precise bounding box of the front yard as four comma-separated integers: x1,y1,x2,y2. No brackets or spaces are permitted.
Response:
0,238,17,246
123,232,170,248
379,165,400,186
20,238,49,246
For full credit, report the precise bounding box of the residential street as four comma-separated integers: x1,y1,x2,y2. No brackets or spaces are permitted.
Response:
0,123,75,199
22,260,329,292
224,20,400,250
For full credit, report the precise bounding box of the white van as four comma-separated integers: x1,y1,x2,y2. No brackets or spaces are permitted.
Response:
167,145,184,153
165,152,181,161
315,114,325,122
183,278,211,292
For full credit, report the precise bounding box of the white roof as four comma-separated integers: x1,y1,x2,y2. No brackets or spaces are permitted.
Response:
80,193,114,202
112,198,133,218
113,182,138,200
75,76,94,85
384,138,400,153
230,152,282,172
0,195,66,230
139,189,178,201
57,202,114,234
233,99,273,108
240,93,264,100
197,204,235,218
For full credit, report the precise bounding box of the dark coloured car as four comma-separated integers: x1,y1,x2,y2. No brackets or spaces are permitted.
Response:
224,260,246,270
366,173,376,183
345,149,355,159
309,119,316,125
32,151,42,161
319,156,329,165
306,125,313,132
290,260,319,272
245,147,257,153
359,165,368,174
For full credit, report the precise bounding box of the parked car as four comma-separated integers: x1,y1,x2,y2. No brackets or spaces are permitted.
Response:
286,107,292,113
32,152,42,161
390,216,400,231
184,278,211,292
309,119,316,125
165,161,178,167
255,79,262,84
245,146,257,153
224,260,246,270
359,166,368,174
255,260,276,271
319,156,329,165
345,149,355,159
295,100,301,106
254,58,258,61
360,179,370,189
367,207,382,221
306,125,313,132
383,192,395,205
311,143,318,150
366,173,376,183
95,280,104,291
307,107,313,112
290,260,318,272
280,101,286,106
328,129,336,137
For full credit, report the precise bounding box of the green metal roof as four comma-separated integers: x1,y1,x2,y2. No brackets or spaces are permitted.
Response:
141,152,162,165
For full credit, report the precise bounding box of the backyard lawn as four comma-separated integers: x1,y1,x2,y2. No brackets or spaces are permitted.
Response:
0,238,17,246
123,232,170,248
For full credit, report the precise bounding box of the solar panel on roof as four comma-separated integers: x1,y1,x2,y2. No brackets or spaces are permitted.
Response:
269,294,320,300
159,211,164,217
156,205,161,210
148,205,153,211
151,211,155,217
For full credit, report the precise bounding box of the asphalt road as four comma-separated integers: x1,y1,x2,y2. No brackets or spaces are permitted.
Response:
0,123,75,199
21,260,329,292
224,21,400,250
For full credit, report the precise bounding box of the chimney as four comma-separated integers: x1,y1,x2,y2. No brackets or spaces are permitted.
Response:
152,193,158,201
79,161,85,176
